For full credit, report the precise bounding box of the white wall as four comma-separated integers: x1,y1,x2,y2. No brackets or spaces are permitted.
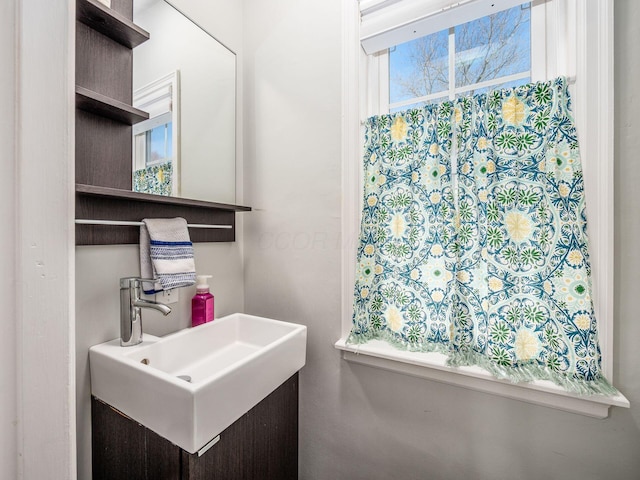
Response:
167,0,243,52
0,1,18,478
4,0,76,479
613,0,640,435
75,2,245,478
242,0,640,479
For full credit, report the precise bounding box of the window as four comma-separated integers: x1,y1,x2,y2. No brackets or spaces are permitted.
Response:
132,71,180,197
372,2,540,114
338,0,628,417
133,112,173,168
388,4,531,111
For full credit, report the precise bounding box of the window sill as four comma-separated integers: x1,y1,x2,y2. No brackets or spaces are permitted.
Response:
334,337,629,418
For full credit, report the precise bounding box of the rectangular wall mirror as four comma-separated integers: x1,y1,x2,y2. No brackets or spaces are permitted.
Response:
133,0,236,204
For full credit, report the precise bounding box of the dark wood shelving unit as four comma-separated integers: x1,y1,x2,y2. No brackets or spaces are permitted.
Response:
76,0,149,48
76,184,250,245
75,0,249,245
76,86,149,124
77,184,251,212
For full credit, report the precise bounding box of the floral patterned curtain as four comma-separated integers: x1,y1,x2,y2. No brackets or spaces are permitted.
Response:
349,77,617,394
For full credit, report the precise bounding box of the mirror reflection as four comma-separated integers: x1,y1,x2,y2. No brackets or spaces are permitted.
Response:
133,0,236,204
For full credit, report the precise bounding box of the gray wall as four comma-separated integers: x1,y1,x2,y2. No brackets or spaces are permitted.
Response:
75,2,245,478
243,1,640,479
1,1,17,478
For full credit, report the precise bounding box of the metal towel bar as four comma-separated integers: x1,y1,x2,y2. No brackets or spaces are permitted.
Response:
75,219,232,229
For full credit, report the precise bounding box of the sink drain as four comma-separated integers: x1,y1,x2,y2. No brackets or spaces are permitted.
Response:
177,375,192,383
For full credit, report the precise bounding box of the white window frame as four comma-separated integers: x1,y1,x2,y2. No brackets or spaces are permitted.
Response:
133,71,181,196
384,3,535,111
133,111,174,168
338,0,629,418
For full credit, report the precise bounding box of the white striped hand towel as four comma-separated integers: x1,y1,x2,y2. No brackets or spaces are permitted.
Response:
140,217,196,294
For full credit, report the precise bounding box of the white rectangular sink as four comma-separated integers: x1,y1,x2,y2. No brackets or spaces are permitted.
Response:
89,313,307,454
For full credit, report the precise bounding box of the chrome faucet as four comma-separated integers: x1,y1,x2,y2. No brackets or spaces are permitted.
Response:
120,277,171,347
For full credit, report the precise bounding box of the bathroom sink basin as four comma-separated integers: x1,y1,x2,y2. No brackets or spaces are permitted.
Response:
89,313,307,454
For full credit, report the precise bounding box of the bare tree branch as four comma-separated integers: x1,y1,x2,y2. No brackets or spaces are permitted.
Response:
391,6,529,102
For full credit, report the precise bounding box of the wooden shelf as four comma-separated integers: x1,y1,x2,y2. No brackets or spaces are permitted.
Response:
76,184,251,212
76,86,149,125
75,184,251,245
76,0,149,48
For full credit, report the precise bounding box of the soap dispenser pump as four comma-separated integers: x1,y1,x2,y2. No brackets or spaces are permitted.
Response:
191,275,214,327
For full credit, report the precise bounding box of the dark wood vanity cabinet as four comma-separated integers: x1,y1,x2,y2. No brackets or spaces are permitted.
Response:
92,373,299,480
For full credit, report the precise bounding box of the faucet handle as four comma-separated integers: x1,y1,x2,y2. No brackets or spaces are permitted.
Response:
119,277,158,289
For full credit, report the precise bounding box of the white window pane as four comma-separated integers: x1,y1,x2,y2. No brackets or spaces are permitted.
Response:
389,29,449,104
134,133,146,171
455,4,531,88
147,122,173,166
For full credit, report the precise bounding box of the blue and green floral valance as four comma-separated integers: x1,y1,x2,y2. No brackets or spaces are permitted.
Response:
349,77,618,395
134,162,173,197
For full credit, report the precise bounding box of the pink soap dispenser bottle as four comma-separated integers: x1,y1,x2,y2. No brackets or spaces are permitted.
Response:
192,275,214,327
